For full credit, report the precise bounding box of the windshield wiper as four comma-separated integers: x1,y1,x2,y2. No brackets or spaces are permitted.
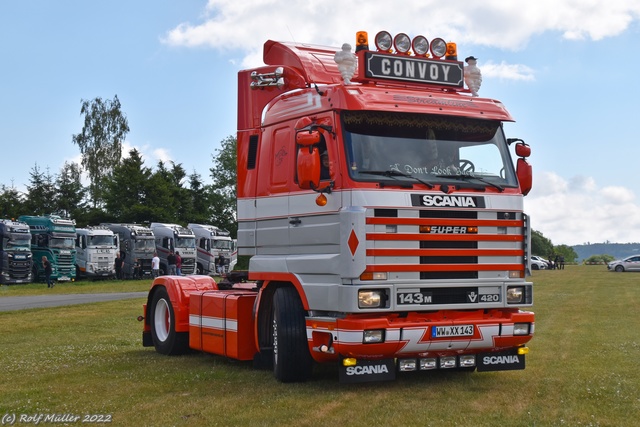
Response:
437,174,504,192
360,170,434,189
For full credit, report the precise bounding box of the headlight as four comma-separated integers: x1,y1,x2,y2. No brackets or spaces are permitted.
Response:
358,290,385,308
430,38,447,58
412,35,429,56
513,323,531,335
393,33,411,53
506,286,524,304
375,31,393,51
363,329,385,344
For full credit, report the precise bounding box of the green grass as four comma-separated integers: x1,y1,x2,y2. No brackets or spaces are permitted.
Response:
1,266,638,426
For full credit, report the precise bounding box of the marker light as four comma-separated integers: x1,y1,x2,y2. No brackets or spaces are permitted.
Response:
375,31,393,52
430,38,447,58
445,42,457,60
316,193,328,206
355,31,369,52
412,35,429,56
393,33,411,54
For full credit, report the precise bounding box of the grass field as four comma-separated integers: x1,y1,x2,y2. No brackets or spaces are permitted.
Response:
1,266,638,426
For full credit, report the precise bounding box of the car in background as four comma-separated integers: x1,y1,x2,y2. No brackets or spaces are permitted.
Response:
607,256,640,272
530,256,548,270
530,255,549,270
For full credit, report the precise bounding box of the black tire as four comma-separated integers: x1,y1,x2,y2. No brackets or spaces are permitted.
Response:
272,287,313,382
615,265,624,273
150,287,189,355
531,264,539,270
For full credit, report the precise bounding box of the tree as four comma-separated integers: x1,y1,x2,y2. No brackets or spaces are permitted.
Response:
531,229,554,259
104,149,154,223
0,184,26,218
72,95,129,207
55,161,86,220
24,164,56,216
186,171,212,225
209,135,237,236
553,244,578,263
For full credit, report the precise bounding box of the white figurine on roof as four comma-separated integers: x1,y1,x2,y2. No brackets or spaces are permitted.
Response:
464,56,482,97
334,43,357,84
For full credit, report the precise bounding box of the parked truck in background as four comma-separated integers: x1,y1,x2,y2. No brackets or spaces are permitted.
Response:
75,226,118,280
187,223,233,275
19,214,77,283
142,31,535,383
149,223,197,275
0,219,33,284
102,223,156,279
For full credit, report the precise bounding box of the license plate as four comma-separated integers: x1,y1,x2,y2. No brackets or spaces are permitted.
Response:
431,325,474,338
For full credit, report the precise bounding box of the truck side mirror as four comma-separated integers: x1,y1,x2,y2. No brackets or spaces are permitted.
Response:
516,158,532,196
296,130,321,190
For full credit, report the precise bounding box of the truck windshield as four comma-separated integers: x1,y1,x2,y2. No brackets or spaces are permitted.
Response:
3,235,31,250
342,111,518,188
134,239,156,251
89,235,115,246
50,237,75,249
212,240,232,250
176,237,196,249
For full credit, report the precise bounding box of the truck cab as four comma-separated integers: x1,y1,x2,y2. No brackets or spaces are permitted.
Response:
102,223,156,279
18,214,77,283
149,223,197,275
0,219,33,284
75,226,118,279
188,223,233,275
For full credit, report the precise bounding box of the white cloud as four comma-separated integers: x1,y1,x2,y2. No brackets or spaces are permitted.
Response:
161,0,640,69
482,61,535,81
526,171,640,245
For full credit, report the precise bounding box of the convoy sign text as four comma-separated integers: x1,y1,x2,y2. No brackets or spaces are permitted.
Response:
364,52,464,87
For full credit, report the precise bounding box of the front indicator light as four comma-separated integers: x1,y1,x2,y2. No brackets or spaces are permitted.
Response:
363,329,385,344
513,323,531,335
507,287,524,304
518,346,530,355
360,272,387,281
358,289,385,308
509,271,523,279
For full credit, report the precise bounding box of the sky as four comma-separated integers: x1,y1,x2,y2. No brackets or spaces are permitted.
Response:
1,0,640,246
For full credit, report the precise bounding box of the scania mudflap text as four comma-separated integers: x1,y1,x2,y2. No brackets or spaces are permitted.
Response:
140,30,535,383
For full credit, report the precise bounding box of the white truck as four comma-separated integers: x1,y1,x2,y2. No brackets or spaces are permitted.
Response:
75,226,118,280
149,223,197,275
187,223,233,275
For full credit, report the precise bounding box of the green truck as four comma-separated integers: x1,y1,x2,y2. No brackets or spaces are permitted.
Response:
18,214,77,283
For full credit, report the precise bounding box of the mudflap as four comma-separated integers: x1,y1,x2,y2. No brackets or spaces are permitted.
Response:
476,349,525,372
339,358,396,383
142,331,153,347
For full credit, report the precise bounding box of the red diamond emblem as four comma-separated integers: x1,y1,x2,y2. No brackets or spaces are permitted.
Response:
348,230,359,256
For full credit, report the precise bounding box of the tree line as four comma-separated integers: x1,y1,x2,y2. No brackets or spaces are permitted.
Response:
0,96,238,236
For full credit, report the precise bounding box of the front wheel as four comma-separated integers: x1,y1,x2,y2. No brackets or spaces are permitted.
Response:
150,287,189,355
615,265,625,272
272,287,312,382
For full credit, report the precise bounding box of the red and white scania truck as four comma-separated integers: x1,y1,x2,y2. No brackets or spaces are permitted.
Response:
141,31,535,383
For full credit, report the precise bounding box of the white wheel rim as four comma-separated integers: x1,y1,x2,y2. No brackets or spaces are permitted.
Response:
154,298,170,342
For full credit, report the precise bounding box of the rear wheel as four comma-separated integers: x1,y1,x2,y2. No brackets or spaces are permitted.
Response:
150,287,189,355
272,287,312,382
531,263,539,270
